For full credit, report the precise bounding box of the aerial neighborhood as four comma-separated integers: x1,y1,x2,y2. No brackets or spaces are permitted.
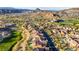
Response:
0,7,79,51
0,20,16,42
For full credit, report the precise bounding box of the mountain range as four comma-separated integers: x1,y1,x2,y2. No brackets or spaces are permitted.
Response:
0,7,32,14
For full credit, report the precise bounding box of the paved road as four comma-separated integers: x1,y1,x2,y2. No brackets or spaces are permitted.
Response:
26,20,59,51
30,22,59,51
40,29,59,51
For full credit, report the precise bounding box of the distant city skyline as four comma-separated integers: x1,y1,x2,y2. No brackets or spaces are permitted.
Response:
15,7,71,10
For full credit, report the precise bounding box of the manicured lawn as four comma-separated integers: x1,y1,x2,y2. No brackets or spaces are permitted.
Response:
58,19,79,26
49,19,79,27
0,31,22,51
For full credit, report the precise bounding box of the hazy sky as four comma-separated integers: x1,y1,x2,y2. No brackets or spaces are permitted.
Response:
0,0,78,7
0,0,78,11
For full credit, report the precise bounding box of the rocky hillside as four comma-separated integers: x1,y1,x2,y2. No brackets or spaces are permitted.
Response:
57,8,79,18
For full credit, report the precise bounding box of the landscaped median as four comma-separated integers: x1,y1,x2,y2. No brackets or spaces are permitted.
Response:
0,31,22,51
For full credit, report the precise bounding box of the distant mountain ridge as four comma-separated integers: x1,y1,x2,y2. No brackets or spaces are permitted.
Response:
0,7,32,14
0,7,15,9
